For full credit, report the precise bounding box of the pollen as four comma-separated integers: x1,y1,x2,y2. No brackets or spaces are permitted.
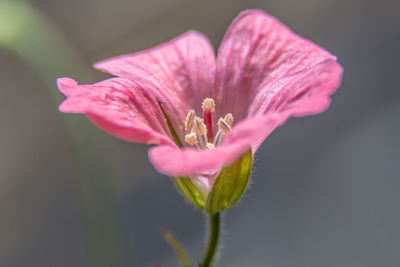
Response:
224,113,233,127
185,109,196,131
218,117,231,134
214,114,234,146
185,132,198,145
193,117,207,135
202,98,215,112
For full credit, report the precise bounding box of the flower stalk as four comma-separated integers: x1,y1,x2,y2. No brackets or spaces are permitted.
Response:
202,213,221,267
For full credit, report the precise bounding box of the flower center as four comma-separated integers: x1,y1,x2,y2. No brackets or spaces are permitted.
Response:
184,98,233,149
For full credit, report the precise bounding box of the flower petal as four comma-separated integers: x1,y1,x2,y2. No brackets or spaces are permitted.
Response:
148,115,281,176
94,31,216,141
222,114,284,152
148,143,249,177
57,77,176,146
214,9,343,120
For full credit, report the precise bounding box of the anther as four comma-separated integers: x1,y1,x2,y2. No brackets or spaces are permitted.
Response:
185,133,198,146
224,113,233,127
185,110,196,131
193,117,207,135
202,98,215,112
218,118,231,135
213,113,234,146
193,117,208,148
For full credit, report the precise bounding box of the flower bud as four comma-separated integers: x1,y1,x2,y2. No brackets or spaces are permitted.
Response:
173,150,253,213
205,150,252,214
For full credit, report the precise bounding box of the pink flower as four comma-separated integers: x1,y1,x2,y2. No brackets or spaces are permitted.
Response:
57,10,342,191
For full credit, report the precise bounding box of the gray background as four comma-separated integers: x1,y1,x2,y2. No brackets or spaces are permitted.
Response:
1,0,399,266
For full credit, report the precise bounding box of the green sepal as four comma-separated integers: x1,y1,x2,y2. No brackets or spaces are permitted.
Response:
205,150,252,214
158,100,183,147
173,177,206,210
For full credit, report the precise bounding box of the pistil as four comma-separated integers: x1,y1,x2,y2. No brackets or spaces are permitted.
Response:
202,98,215,142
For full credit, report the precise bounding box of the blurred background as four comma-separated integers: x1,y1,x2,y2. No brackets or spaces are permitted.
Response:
1,0,399,266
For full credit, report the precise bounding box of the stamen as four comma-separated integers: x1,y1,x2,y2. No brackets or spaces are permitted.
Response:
213,114,234,146
185,132,198,145
193,117,208,148
193,117,207,135
183,100,233,149
224,113,233,127
213,130,224,146
198,134,208,148
202,98,215,112
185,109,196,131
218,118,231,135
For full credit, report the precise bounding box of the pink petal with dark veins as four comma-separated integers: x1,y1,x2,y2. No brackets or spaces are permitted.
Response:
94,31,216,142
57,77,176,146
57,9,344,179
214,10,343,121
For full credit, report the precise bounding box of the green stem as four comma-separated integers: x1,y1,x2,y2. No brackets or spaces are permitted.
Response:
202,213,221,267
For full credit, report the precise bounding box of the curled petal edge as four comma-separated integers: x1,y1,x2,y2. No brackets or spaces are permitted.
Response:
148,115,282,177
57,77,176,146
